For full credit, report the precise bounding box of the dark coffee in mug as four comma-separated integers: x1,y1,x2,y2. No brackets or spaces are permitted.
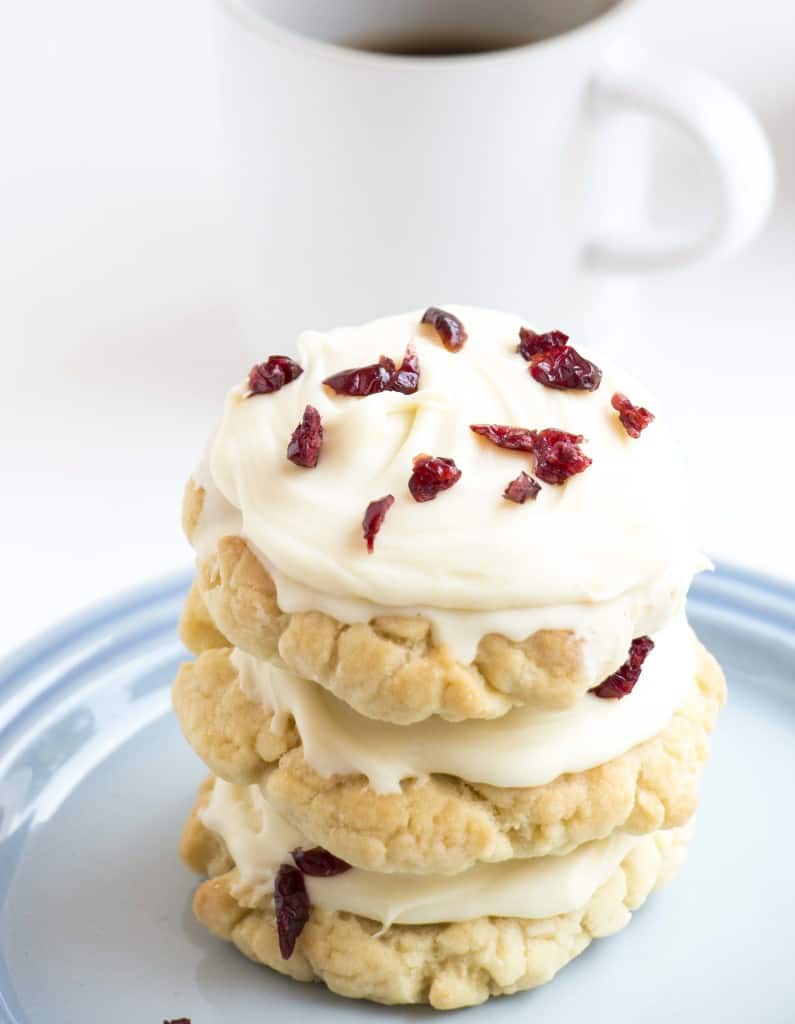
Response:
346,33,525,56
245,0,624,54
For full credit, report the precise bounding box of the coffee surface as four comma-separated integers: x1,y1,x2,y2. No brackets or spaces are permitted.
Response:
347,32,527,56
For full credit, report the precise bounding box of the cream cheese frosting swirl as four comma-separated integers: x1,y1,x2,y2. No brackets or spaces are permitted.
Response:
232,613,696,793
201,778,690,927
203,306,700,618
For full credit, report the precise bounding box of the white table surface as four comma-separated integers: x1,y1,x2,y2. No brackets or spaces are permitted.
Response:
1,0,793,656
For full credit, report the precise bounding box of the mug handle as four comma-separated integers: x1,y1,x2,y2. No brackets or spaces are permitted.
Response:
587,43,776,270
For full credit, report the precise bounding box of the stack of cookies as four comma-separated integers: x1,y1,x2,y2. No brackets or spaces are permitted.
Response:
173,306,725,1010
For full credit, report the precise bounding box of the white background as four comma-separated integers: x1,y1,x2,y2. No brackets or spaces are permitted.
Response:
1,0,793,655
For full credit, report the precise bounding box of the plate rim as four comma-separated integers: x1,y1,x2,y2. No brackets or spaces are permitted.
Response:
0,560,792,1023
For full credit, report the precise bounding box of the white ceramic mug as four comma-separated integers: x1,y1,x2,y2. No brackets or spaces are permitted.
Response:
215,0,775,347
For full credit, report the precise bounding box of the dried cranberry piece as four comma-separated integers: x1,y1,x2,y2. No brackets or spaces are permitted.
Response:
391,344,420,395
472,423,590,485
362,495,395,553
274,864,310,959
590,636,655,699
287,405,323,468
517,328,569,361
612,392,655,438
323,347,420,396
503,472,541,504
247,355,303,396
530,346,602,391
470,423,537,453
323,357,394,397
532,428,591,484
408,454,462,502
421,307,468,352
292,847,352,877
163,1019,191,1024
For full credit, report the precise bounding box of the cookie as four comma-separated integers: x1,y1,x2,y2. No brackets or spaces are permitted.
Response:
182,781,690,1010
173,638,724,873
184,480,688,724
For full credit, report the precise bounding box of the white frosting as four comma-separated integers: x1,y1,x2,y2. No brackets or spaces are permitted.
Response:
193,464,702,668
201,779,689,927
232,613,696,793
193,305,705,665
206,306,696,607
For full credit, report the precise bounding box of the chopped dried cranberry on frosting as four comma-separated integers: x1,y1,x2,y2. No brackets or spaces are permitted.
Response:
292,847,352,877
362,495,395,553
503,471,541,504
274,864,311,959
470,424,537,452
612,392,655,438
470,424,591,485
408,455,462,502
287,405,323,468
517,328,568,361
323,345,420,397
590,637,655,699
248,355,303,395
531,428,592,484
530,344,602,392
421,306,468,352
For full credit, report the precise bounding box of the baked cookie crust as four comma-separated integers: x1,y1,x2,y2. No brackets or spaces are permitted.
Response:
181,781,690,1010
173,639,725,874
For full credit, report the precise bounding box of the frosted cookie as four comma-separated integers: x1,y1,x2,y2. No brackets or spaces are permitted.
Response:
183,306,705,724
173,630,725,873
182,776,691,1009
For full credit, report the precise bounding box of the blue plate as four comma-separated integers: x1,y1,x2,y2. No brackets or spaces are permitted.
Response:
0,566,793,1024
